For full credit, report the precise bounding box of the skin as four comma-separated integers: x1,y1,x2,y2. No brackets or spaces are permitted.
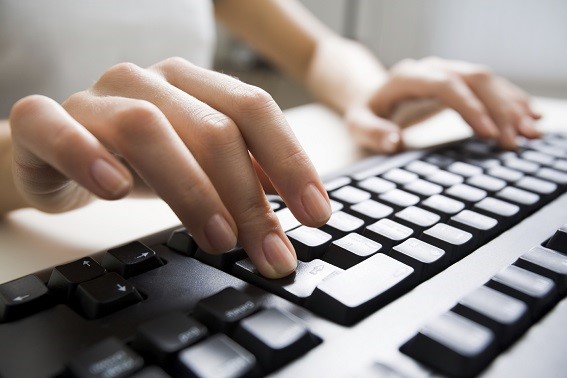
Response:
0,0,541,278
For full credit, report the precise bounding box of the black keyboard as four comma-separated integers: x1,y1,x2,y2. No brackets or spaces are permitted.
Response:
1,134,567,378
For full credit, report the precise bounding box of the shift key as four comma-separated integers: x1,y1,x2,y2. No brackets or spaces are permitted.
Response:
306,254,416,325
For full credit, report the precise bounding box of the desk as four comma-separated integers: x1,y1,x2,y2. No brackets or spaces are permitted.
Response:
1,97,566,283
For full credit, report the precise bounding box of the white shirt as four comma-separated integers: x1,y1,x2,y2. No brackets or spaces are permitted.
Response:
0,0,216,117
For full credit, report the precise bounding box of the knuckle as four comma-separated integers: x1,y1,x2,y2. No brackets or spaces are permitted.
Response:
10,95,51,126
94,62,144,91
391,58,416,74
160,56,191,70
112,100,163,139
237,200,279,232
232,84,276,114
466,65,492,82
198,111,242,147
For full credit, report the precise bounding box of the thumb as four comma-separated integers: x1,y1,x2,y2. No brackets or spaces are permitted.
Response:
345,105,403,154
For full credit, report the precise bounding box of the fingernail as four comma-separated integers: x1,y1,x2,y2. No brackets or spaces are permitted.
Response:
205,213,237,252
302,184,331,224
263,233,297,277
381,132,400,153
91,159,130,196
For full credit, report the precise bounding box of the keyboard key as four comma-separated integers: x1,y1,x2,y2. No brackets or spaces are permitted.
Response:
382,168,418,185
307,254,415,325
403,179,443,197
364,219,414,251
74,273,143,319
233,308,319,373
331,185,371,204
426,170,464,187
393,206,440,233
233,258,342,303
178,334,257,378
130,366,170,378
133,313,208,364
167,228,198,256
48,257,106,299
405,160,439,176
378,189,420,209
421,194,465,220
0,275,51,322
515,176,557,195
504,158,540,174
424,153,455,169
496,186,540,206
194,245,247,270
466,174,507,192
275,207,301,232
449,210,498,241
329,199,344,212
447,161,483,177
536,167,567,185
67,337,144,378
421,223,473,262
553,159,567,172
545,223,567,254
324,176,351,192
390,238,448,281
401,311,497,378
356,176,396,194
445,183,487,204
473,197,520,224
453,286,529,347
287,226,333,261
194,287,259,333
321,210,365,237
521,150,555,165
103,242,164,278
349,199,393,222
515,245,567,293
324,233,383,269
488,165,523,182
487,265,557,319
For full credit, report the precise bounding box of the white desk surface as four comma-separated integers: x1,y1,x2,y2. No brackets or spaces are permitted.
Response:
1,97,566,284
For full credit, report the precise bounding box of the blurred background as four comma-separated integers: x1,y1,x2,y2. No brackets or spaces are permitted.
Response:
214,0,567,110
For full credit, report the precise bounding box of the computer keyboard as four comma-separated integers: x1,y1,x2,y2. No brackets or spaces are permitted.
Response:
1,133,566,378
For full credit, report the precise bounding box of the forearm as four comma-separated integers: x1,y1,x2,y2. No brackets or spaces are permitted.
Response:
304,36,388,115
0,120,28,214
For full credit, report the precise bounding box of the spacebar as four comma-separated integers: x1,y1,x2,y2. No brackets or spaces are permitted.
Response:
306,253,416,325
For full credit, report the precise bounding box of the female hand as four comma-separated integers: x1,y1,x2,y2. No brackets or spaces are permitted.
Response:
9,57,331,278
345,57,542,152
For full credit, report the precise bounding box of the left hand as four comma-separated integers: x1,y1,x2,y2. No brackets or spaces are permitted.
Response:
345,57,542,153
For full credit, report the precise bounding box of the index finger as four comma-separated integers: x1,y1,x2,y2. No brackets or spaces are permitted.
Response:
150,58,331,227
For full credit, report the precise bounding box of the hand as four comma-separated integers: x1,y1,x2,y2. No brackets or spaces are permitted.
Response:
9,57,331,278
345,57,542,152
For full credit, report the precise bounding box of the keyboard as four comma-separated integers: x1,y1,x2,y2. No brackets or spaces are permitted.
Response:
1,133,566,378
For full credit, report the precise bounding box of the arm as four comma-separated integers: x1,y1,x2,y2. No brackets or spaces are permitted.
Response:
215,0,541,151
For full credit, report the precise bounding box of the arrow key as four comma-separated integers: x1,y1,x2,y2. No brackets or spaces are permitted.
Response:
48,257,106,299
103,241,164,278
0,275,52,322
74,273,143,319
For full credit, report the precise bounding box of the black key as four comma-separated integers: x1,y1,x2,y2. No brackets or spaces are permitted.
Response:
348,199,393,222
194,245,247,270
449,210,498,242
445,183,487,204
307,253,415,325
453,286,530,348
421,223,474,262
287,226,332,261
473,197,519,225
546,223,567,254
393,206,440,234
331,185,371,204
167,228,198,256
447,161,483,177
177,334,257,378
233,308,319,373
130,366,171,378
103,241,164,278
48,257,106,299
486,265,557,320
378,189,420,210
466,174,506,193
403,179,443,197
426,170,464,187
74,273,143,319
233,258,342,304
0,275,51,322
324,233,383,269
321,210,365,237
364,219,413,251
67,337,144,378
401,311,497,378
133,313,207,364
404,160,439,176
382,168,418,185
487,165,523,182
193,287,259,334
389,238,448,281
356,176,396,194
421,194,465,220
423,153,455,169
514,245,567,294
536,167,567,185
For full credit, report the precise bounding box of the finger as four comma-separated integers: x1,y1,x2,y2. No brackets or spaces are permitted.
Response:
150,58,331,227
63,92,238,254
9,95,132,211
344,106,402,153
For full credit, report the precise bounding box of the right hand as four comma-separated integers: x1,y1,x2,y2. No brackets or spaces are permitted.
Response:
9,57,331,278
